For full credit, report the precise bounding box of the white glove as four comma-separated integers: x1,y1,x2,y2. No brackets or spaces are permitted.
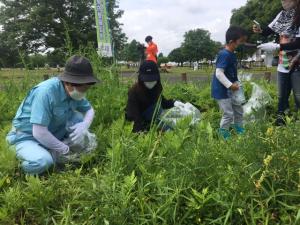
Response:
257,42,280,53
61,145,70,155
69,122,89,143
174,101,185,108
58,140,70,155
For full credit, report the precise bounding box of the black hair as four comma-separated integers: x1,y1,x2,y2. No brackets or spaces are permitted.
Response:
293,0,300,28
225,26,248,44
145,35,153,43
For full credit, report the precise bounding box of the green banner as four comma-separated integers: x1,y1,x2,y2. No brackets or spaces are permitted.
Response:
94,0,113,57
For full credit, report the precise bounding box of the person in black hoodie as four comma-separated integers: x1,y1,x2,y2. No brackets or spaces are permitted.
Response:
125,61,175,133
253,0,300,125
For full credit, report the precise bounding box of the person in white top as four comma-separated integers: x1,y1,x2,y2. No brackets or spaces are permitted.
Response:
254,0,300,126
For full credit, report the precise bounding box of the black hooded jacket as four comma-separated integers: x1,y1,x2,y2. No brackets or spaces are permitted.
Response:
125,80,174,132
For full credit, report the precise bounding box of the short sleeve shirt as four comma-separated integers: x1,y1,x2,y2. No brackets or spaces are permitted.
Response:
211,49,238,99
146,42,158,63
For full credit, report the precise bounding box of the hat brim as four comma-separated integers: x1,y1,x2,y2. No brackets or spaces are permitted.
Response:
58,71,100,84
139,73,160,82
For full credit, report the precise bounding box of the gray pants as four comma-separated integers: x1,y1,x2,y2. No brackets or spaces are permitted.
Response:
217,98,243,129
277,70,300,113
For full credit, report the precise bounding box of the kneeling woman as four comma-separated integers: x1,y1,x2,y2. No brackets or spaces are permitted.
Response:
125,61,175,133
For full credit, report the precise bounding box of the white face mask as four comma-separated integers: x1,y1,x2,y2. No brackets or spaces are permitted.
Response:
282,0,296,10
69,88,86,101
144,81,157,89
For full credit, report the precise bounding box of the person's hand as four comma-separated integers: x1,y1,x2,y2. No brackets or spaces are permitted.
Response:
257,42,280,53
60,144,70,155
230,83,240,91
253,24,262,34
280,35,290,44
69,122,88,143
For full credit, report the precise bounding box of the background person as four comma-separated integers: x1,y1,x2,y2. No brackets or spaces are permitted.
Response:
125,61,176,133
254,0,300,125
145,35,158,64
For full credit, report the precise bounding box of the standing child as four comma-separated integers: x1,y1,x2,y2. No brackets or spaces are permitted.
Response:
211,26,248,140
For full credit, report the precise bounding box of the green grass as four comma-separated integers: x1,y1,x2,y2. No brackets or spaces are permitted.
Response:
0,68,60,78
0,54,299,224
121,65,278,77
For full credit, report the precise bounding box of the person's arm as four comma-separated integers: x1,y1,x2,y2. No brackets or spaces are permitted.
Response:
280,38,300,51
82,107,95,128
216,68,232,89
68,107,95,143
161,96,175,109
261,26,275,37
32,124,69,154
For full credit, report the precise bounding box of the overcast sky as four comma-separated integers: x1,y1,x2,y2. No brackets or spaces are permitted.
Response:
119,0,248,55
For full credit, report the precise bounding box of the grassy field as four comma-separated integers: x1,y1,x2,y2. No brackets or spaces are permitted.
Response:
0,56,299,224
0,66,277,80
120,65,278,76
0,68,59,78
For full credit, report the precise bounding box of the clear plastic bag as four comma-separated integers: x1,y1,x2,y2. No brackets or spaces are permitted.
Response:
229,82,246,106
243,82,272,122
56,132,97,163
238,73,253,82
159,101,201,127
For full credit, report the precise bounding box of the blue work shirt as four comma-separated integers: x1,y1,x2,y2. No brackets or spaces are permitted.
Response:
211,49,238,99
8,77,91,144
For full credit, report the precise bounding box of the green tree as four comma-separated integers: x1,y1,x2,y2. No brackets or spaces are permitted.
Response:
158,53,164,58
230,0,282,59
0,0,127,66
107,0,128,58
0,32,20,67
0,0,97,52
230,0,282,43
157,55,169,67
29,54,48,68
181,29,221,62
168,47,186,67
120,40,143,62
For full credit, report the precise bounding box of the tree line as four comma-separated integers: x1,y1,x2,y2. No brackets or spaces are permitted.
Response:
0,0,282,68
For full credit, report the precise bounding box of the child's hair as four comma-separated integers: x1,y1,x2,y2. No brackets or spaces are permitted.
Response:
225,26,248,44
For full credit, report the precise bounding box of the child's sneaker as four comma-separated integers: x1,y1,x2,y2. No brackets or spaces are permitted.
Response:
233,124,245,135
274,114,286,126
218,128,231,140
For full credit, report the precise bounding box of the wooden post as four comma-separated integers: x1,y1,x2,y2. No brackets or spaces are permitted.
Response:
43,74,49,80
181,73,187,83
264,72,271,83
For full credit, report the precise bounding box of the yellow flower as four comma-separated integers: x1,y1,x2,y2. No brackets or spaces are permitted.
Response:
255,181,261,190
264,155,273,167
266,127,273,136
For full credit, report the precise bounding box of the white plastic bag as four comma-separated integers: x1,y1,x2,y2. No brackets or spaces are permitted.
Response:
264,52,274,68
56,132,97,163
229,82,246,106
160,101,201,127
243,82,272,122
238,73,253,82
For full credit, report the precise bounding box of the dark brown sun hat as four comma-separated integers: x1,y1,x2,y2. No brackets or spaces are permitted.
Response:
58,55,100,84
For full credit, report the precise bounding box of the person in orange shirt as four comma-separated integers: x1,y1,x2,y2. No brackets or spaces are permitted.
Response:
145,36,158,63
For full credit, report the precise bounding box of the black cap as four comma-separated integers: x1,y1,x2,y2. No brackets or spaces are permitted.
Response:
145,35,153,43
58,55,100,84
138,60,160,82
